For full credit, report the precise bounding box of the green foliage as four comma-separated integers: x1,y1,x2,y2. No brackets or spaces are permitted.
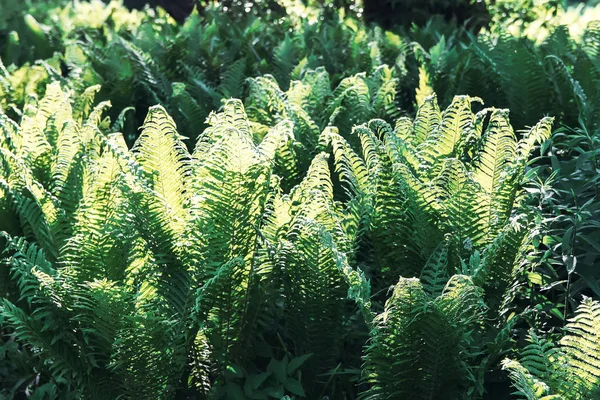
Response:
362,275,487,399
424,21,600,132
0,84,370,398
1,0,414,145
243,66,399,188
1,0,600,399
0,77,550,398
326,95,553,307
416,21,600,314
503,298,600,399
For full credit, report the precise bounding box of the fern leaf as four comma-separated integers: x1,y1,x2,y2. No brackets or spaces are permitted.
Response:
419,95,480,165
560,298,600,398
133,104,190,237
420,239,450,297
472,108,518,242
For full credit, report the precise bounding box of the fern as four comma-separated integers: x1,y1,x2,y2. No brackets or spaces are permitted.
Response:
503,299,600,400
2,1,597,398
327,95,552,302
362,275,486,400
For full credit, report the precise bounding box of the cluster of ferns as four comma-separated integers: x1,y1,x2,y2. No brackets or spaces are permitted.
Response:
1,76,598,399
1,1,600,399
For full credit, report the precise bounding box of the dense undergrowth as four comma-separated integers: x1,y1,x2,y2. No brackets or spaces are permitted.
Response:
0,0,599,399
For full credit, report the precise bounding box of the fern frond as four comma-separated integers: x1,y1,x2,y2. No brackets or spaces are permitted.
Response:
170,82,212,140
0,299,88,389
59,134,135,283
502,359,560,400
72,84,102,124
325,127,370,199
472,108,518,242
560,298,600,398
245,75,287,127
441,158,484,252
133,105,190,236
420,239,450,297
419,95,480,165
195,257,250,365
327,73,371,139
299,67,332,127
218,58,246,99
369,65,399,121
273,35,297,91
411,94,441,146
190,122,270,271
0,173,60,260
277,218,350,377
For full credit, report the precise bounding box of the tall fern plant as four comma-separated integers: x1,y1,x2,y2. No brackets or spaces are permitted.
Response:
321,94,553,398
418,21,600,311
422,21,600,132
0,83,369,399
326,94,553,305
361,275,487,400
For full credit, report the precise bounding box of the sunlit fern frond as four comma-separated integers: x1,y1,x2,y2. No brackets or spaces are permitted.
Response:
72,84,102,125
129,106,193,317
59,133,135,283
245,75,287,127
188,100,274,274
440,158,483,256
559,298,600,398
298,67,332,127
0,162,60,260
418,95,481,166
0,235,100,394
369,64,400,121
410,93,441,147
133,104,190,238
504,299,600,400
471,108,518,244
